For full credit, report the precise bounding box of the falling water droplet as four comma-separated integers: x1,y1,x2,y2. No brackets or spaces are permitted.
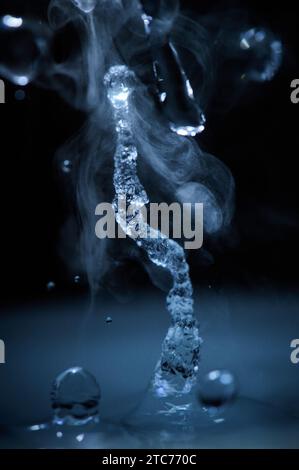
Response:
197,370,237,418
72,0,97,13
0,15,48,86
239,28,282,82
61,159,72,174
51,367,101,426
47,281,56,292
105,316,112,324
170,120,206,137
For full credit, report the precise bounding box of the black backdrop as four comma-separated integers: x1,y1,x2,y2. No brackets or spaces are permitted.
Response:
1,0,299,306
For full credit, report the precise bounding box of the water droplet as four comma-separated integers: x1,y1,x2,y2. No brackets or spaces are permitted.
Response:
159,91,167,103
56,431,63,438
47,281,56,292
170,122,205,137
61,159,72,174
105,316,112,324
72,0,97,13
197,370,237,417
0,16,48,86
51,367,101,426
74,275,80,284
29,423,48,431
15,89,26,100
239,28,282,82
176,181,223,234
2,15,23,29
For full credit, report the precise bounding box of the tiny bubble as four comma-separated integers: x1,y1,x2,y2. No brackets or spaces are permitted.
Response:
105,316,112,324
74,275,80,284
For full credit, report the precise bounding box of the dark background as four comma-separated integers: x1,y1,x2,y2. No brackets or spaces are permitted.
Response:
1,0,299,307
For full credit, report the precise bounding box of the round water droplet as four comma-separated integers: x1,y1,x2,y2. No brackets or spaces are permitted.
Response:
105,316,112,324
0,16,49,86
61,159,72,174
197,370,237,417
47,281,56,292
72,0,97,13
51,367,101,426
74,275,80,284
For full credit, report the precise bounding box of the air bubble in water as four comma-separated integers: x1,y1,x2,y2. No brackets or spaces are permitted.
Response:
239,28,282,82
74,275,80,284
72,0,97,13
105,316,112,324
51,367,101,426
198,370,237,417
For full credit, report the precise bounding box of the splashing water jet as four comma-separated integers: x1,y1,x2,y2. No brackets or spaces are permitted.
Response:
104,65,202,398
197,370,237,418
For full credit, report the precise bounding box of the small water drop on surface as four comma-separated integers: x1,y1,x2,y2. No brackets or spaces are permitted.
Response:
105,316,112,324
74,275,80,284
198,370,237,417
72,0,97,13
51,367,101,426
